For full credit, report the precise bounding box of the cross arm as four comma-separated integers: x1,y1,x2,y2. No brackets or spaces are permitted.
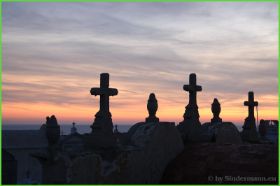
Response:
183,85,202,92
109,88,118,96
90,88,102,96
244,101,258,106
90,87,118,96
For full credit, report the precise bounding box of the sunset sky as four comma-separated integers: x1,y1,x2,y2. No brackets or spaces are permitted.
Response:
2,2,278,127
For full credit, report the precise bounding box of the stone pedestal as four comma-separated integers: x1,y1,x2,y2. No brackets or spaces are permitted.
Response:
241,117,259,142
177,119,202,142
215,122,242,144
146,116,159,123
91,112,114,135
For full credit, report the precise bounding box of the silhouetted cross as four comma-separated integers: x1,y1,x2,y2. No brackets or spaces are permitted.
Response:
183,73,202,105
91,73,118,115
244,91,258,118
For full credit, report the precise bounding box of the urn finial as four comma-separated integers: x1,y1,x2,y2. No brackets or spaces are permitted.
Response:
211,98,222,123
146,93,159,123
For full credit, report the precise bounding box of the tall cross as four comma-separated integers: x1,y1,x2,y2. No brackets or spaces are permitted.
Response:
90,73,118,116
244,91,258,118
183,73,202,106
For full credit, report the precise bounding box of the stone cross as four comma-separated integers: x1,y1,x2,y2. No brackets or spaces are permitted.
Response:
241,91,259,142
183,73,202,106
91,73,118,116
244,91,258,119
90,73,118,133
182,73,202,121
71,122,77,134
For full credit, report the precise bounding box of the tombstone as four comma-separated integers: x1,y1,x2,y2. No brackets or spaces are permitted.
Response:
259,119,278,143
241,91,259,142
2,149,17,184
86,73,118,150
258,119,266,137
146,93,159,123
211,98,222,123
90,73,118,134
177,73,202,142
215,122,242,144
71,122,78,135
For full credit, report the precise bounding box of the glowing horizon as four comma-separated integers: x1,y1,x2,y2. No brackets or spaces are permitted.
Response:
2,2,278,126
3,83,278,126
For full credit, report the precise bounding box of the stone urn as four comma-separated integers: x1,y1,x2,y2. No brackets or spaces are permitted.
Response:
146,93,159,122
211,98,222,123
147,93,158,116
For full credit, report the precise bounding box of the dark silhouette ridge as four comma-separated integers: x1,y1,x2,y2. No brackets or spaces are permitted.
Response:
161,143,277,184
4,72,277,184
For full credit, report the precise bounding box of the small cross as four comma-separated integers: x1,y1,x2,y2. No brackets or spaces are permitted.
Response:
244,91,258,118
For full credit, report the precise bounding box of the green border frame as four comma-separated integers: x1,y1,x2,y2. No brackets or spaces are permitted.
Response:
0,0,279,185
